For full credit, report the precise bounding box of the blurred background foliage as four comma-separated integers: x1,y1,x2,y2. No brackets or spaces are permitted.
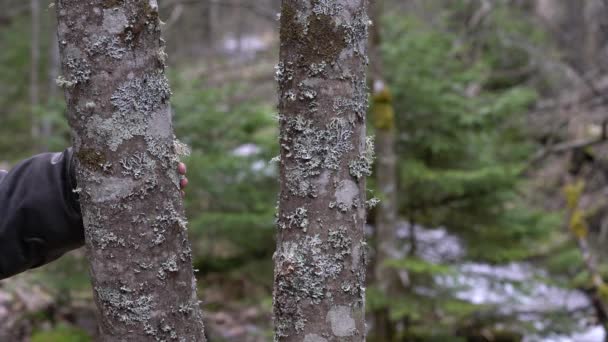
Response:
1,0,608,341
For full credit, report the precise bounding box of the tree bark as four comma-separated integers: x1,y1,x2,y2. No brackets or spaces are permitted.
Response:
563,180,608,340
200,0,214,53
42,15,61,152
55,1,206,340
30,0,40,144
369,1,401,340
273,1,370,341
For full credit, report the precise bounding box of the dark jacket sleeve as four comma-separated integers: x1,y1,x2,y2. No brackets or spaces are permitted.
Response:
0,148,84,280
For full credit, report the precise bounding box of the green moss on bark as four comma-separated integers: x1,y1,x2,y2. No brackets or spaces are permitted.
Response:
77,149,107,170
102,0,124,9
303,14,348,64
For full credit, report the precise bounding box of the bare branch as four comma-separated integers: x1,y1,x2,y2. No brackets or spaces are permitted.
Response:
466,0,493,34
528,120,608,166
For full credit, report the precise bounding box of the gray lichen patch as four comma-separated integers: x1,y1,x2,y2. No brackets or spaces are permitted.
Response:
146,138,179,169
64,56,92,85
111,73,171,116
328,226,352,260
157,255,179,280
275,305,307,339
299,88,318,102
326,305,356,337
274,234,349,336
120,152,156,179
147,0,159,14
276,236,334,300
333,96,367,122
86,80,171,152
165,164,181,189
151,205,186,246
275,61,295,86
343,8,370,56
365,197,380,209
85,35,126,59
86,113,144,151
349,136,375,180
82,208,127,250
308,61,328,77
156,46,168,68
173,139,191,157
350,240,367,306
279,207,309,231
95,286,155,325
91,77,170,152
348,158,372,180
83,210,127,251
56,75,76,88
312,0,344,17
283,116,353,197
340,281,357,295
91,229,126,250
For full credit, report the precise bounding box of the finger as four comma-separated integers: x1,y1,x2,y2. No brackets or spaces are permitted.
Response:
181,190,186,198
180,177,189,189
178,162,187,175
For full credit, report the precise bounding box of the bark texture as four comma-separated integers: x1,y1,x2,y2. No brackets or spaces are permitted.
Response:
55,1,206,341
369,0,400,340
563,179,608,338
273,1,370,341
370,0,398,290
30,0,40,142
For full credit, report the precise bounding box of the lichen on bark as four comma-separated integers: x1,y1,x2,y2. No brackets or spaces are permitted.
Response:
55,1,206,340
274,1,370,341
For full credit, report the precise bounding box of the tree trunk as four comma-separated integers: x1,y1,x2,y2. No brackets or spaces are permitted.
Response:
55,1,206,340
235,0,244,55
30,0,40,144
583,0,607,72
534,0,587,70
563,180,608,339
273,1,370,341
201,0,214,54
48,26,61,101
43,16,61,152
369,0,401,340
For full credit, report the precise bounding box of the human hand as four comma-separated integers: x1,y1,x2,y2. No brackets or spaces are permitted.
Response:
178,162,188,197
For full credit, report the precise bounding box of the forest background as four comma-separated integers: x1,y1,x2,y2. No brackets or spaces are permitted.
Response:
1,0,608,341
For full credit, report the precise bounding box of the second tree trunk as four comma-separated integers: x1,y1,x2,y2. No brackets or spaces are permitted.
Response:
274,1,370,341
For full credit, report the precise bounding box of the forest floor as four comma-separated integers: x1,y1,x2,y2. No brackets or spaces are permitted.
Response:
0,271,275,341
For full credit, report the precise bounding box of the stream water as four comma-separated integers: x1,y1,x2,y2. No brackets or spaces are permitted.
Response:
395,222,605,341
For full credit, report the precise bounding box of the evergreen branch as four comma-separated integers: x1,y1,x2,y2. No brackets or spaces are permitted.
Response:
404,188,496,212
